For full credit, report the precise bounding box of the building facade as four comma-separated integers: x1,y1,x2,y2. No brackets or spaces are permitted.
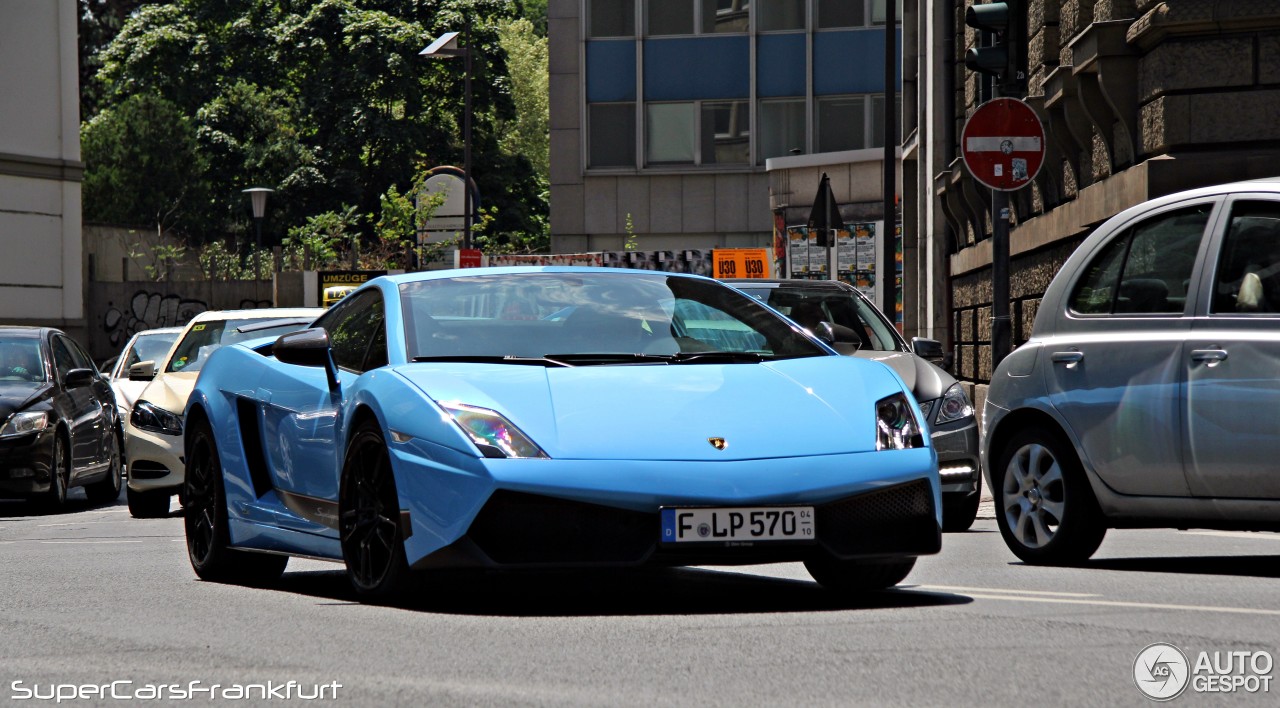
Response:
0,0,84,338
904,0,1280,406
550,0,902,255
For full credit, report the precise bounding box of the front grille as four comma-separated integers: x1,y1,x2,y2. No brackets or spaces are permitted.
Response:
815,479,940,558
129,460,171,479
466,491,656,565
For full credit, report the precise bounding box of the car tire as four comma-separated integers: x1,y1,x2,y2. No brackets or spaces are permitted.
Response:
993,426,1106,565
339,420,413,603
85,429,123,504
40,432,70,510
804,556,916,593
126,486,171,518
184,417,288,584
942,474,981,532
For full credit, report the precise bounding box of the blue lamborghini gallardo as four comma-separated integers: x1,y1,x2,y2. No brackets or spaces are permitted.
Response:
182,268,941,601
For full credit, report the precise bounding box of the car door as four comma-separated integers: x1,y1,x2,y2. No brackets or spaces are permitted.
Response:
1183,195,1280,498
1044,200,1217,497
50,334,107,475
260,290,386,516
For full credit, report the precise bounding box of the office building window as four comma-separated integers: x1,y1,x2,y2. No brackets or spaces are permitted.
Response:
871,0,902,25
589,0,636,38
758,0,804,31
701,100,750,164
647,102,697,164
703,0,750,33
589,103,637,167
817,96,866,152
648,0,694,35
758,99,806,164
817,0,863,28
870,94,902,147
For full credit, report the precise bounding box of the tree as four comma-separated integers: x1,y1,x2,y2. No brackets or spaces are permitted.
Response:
496,18,549,186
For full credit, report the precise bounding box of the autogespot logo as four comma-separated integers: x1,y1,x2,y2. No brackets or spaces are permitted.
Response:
1135,643,1190,701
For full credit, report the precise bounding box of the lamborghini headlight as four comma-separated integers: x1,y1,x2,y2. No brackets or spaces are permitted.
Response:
439,402,548,459
131,400,184,436
932,383,974,425
876,393,925,450
0,410,49,438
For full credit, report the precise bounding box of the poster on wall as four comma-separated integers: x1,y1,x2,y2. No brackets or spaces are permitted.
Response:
786,221,903,331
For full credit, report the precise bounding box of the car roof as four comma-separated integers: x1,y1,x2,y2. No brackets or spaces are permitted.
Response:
132,327,184,337
377,266,719,286
723,278,855,292
187,307,324,323
0,326,48,338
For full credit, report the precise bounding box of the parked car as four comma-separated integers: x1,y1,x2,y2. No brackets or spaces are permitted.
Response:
181,268,941,600
123,308,324,518
983,177,1280,563
0,327,122,508
105,327,182,424
729,278,981,531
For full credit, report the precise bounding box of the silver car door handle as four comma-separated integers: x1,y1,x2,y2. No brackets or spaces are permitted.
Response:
1190,349,1228,363
1051,351,1083,365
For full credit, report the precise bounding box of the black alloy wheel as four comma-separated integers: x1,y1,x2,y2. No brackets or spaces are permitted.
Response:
85,429,123,504
41,433,69,510
184,418,287,583
339,421,412,602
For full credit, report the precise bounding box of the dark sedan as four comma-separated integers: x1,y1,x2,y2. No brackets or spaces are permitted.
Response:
0,327,122,508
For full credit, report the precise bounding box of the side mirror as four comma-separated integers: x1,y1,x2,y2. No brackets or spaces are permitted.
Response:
65,368,96,388
128,360,156,382
912,337,946,365
274,328,340,390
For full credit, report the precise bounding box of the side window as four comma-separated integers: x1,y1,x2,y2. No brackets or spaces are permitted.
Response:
1070,205,1211,315
51,337,76,378
317,291,385,373
67,338,96,373
1212,200,1280,314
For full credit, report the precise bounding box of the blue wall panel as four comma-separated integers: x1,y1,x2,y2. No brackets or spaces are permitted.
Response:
813,29,902,95
644,36,750,100
587,40,636,102
756,34,806,98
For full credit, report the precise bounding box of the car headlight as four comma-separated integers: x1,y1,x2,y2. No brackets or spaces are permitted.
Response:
0,410,49,438
876,393,925,450
131,400,184,436
439,402,548,459
931,383,974,425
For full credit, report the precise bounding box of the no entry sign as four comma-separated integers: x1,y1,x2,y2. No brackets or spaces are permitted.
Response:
961,98,1045,192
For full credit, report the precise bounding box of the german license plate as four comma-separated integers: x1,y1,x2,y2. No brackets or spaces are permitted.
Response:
660,506,816,544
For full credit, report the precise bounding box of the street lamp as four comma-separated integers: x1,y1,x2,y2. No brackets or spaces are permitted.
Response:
243,187,273,287
421,22,474,251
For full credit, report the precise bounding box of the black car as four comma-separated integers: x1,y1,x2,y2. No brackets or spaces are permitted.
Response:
0,327,123,508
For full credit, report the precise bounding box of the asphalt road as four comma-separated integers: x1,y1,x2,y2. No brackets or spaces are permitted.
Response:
3,489,1279,706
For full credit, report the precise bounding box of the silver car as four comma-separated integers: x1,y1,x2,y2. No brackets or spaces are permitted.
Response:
731,278,982,531
984,177,1280,564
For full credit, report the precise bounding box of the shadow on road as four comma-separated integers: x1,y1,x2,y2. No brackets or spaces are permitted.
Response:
0,488,127,518
1082,555,1280,579
260,566,972,617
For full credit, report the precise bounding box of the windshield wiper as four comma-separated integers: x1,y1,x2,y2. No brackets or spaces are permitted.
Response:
411,355,575,367
539,353,673,365
668,351,769,364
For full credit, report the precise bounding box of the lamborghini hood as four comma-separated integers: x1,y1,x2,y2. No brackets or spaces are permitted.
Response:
395,356,907,461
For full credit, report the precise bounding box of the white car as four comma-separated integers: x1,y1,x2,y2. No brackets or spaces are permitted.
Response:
106,327,182,423
124,308,324,517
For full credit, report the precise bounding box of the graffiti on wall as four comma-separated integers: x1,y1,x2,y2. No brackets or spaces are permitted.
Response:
102,290,274,348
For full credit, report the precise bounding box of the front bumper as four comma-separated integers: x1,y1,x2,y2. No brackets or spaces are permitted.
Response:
123,421,183,494
0,429,56,498
932,419,980,495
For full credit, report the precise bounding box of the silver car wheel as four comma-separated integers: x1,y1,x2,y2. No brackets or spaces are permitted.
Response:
1002,442,1066,549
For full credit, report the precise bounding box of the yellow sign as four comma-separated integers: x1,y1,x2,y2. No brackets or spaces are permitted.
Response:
712,248,770,279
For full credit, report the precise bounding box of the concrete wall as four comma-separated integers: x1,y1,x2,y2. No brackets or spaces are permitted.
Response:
0,0,84,340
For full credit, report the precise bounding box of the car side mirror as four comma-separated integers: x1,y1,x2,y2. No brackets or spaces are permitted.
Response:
274,327,340,391
128,360,156,382
65,368,96,388
912,337,947,366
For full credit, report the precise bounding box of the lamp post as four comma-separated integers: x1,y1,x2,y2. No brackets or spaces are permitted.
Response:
243,187,273,292
421,20,473,251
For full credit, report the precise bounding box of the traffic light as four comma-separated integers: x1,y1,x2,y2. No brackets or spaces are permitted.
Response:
964,1,1024,96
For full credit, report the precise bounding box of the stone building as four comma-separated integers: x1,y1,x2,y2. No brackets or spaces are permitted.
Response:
903,0,1280,407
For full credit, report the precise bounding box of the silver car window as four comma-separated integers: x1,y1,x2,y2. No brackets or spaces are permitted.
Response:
1212,200,1280,314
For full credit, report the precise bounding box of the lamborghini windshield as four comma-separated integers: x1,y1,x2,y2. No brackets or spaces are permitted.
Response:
399,272,827,363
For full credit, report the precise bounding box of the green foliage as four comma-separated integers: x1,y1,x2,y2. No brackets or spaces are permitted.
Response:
496,18,549,186
197,240,243,281
519,0,548,36
624,213,638,251
283,207,361,271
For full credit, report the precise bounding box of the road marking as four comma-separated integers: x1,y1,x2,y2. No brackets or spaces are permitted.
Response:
1184,531,1280,541
916,585,1099,598
961,592,1280,617
39,540,144,545
37,520,130,527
